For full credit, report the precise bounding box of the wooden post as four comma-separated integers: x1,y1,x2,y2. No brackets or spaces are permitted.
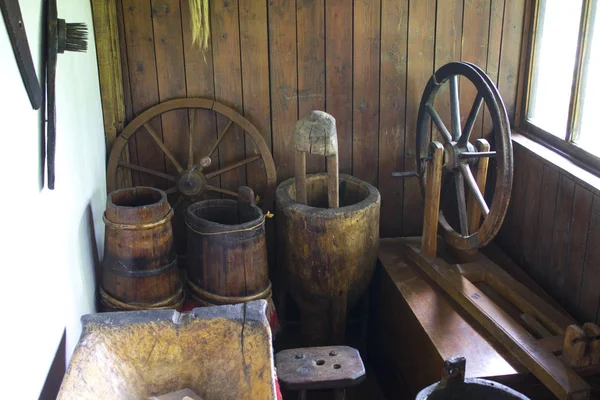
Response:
421,141,444,259
91,0,131,188
327,154,339,208
295,149,307,204
467,139,491,234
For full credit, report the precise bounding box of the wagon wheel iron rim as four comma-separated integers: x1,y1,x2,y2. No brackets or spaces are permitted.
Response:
416,62,513,250
106,98,277,215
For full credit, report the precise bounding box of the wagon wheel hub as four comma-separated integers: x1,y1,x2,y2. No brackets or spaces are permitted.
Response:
177,157,211,196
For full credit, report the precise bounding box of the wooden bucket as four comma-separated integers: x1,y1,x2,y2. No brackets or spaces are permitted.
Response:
185,195,271,306
100,187,183,311
276,173,380,344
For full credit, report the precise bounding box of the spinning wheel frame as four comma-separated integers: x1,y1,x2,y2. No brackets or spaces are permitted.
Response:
416,62,513,250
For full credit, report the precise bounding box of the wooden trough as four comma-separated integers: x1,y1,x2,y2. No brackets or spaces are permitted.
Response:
57,300,277,399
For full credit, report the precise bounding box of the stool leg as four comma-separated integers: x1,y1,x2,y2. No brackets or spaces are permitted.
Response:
334,388,346,400
299,390,307,400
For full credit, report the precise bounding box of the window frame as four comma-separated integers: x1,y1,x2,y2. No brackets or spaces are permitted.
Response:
519,0,600,175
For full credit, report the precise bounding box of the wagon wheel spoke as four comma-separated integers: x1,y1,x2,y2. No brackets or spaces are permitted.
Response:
455,170,469,236
164,187,179,195
188,109,196,169
460,163,490,215
205,120,234,158
118,162,177,182
426,104,452,143
458,93,484,147
450,75,461,141
142,123,184,173
171,194,185,211
205,155,262,180
205,185,239,198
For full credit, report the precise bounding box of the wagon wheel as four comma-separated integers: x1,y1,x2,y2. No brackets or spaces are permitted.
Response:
106,98,277,214
416,62,513,251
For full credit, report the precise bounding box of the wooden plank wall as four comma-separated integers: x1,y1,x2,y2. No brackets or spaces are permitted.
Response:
497,140,600,324
111,0,527,238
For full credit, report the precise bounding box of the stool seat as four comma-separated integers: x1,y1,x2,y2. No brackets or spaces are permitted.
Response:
275,346,366,391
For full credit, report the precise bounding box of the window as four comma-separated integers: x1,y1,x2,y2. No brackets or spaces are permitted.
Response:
526,0,600,166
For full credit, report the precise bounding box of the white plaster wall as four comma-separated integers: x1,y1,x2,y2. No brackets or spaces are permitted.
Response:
0,0,106,397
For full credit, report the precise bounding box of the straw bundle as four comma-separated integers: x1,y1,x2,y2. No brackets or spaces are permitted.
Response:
189,0,210,50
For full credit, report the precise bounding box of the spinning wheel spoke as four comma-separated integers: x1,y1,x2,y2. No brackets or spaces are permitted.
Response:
142,123,184,173
205,120,234,158
454,170,469,236
458,94,484,147
164,187,178,195
450,75,461,140
188,109,196,169
205,185,239,198
205,155,262,179
118,162,177,182
426,104,453,143
460,163,490,216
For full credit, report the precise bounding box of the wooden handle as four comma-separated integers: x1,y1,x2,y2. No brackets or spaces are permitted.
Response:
327,154,339,208
238,186,256,221
295,149,307,205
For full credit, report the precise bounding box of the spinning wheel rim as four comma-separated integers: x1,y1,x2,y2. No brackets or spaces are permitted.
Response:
416,62,513,250
106,98,277,214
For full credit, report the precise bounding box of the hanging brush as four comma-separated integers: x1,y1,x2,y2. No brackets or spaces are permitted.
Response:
45,0,88,190
57,21,88,53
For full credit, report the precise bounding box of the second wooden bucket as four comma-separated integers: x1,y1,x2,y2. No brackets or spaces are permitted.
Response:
185,187,271,305
101,187,183,311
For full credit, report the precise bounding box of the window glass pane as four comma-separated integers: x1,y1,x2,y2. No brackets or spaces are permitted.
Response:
575,1,600,155
527,0,583,137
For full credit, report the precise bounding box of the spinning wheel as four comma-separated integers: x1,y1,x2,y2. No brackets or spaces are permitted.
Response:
106,98,277,213
416,62,513,251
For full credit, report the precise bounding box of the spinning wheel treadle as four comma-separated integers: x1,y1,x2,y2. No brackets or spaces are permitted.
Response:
416,61,513,251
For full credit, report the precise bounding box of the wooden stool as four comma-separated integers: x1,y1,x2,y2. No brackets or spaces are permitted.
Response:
275,346,366,400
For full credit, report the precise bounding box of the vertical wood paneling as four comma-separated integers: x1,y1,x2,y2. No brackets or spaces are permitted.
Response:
498,0,526,123
547,175,575,299
297,0,326,174
325,0,353,175
460,0,490,139
151,0,188,178
432,0,463,144
378,0,409,237
579,195,600,322
352,0,381,186
240,0,272,195
403,0,436,235
211,0,246,192
519,153,543,271
121,0,166,188
482,0,505,138
111,0,530,242
181,0,220,189
562,185,592,313
534,165,559,290
268,0,298,182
